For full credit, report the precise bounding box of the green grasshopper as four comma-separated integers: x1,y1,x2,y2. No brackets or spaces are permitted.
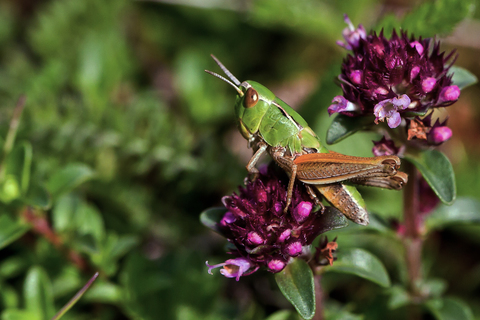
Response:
206,55,407,225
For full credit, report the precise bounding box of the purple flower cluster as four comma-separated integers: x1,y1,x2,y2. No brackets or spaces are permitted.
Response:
329,15,460,135
207,166,327,280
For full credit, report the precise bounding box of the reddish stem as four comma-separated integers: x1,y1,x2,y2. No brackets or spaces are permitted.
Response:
22,207,88,271
312,273,324,320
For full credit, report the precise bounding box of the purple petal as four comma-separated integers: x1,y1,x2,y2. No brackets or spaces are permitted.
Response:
391,94,411,110
386,112,402,128
220,211,236,226
207,257,256,281
409,41,424,55
410,66,420,81
328,96,359,115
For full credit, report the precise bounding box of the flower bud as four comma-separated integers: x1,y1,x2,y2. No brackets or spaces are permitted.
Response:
293,201,312,223
268,259,286,272
429,126,452,145
278,229,291,242
439,85,460,102
285,241,303,256
349,70,363,84
421,77,437,93
248,232,264,245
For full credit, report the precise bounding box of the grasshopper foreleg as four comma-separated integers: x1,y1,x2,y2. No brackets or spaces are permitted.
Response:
284,163,297,213
245,142,268,183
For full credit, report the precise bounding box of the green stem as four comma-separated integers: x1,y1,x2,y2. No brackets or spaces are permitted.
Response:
3,95,27,156
50,272,99,320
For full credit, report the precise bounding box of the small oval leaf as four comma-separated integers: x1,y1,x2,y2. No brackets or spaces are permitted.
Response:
5,142,33,194
23,183,51,210
425,197,480,231
24,266,55,320
449,66,478,90
425,297,474,320
326,114,374,145
308,206,349,241
46,164,95,199
275,259,315,320
326,248,390,287
0,215,30,250
405,150,456,205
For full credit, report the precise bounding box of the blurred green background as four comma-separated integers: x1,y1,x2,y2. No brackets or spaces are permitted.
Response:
0,0,479,319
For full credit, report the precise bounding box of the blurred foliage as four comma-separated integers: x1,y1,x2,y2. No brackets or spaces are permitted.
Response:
0,0,479,319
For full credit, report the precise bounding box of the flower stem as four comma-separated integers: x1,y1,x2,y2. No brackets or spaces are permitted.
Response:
313,273,324,320
403,161,423,296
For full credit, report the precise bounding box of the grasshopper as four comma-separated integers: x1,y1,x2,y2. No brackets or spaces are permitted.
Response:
206,55,407,225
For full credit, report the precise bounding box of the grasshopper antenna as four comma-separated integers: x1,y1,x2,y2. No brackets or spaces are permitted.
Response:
210,54,241,85
205,69,243,96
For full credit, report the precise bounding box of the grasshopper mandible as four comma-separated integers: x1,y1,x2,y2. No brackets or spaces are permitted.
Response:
206,55,408,225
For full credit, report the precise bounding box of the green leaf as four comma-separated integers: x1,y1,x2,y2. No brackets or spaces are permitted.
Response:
0,214,30,250
325,309,363,320
449,66,478,90
265,310,299,320
24,266,55,320
316,206,349,233
52,194,79,233
1,309,41,320
425,197,480,231
425,297,473,320
75,202,105,243
5,142,32,194
405,150,456,205
275,259,315,320
83,280,123,303
326,114,374,145
23,183,51,210
0,175,20,203
400,0,474,37
199,207,227,234
386,285,411,310
46,163,95,199
326,248,390,287
0,256,27,278
0,284,20,309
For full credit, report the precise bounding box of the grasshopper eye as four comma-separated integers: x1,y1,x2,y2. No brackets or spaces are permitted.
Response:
244,87,259,108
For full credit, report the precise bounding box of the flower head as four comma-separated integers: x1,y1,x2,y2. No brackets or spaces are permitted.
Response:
207,165,329,279
331,21,459,125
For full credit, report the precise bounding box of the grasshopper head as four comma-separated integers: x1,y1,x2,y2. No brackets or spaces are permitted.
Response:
205,55,275,140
